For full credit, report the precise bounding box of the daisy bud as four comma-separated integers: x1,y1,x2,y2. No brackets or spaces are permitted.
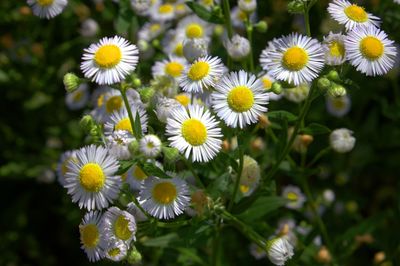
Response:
183,38,209,62
79,115,94,133
224,34,251,61
138,87,155,103
271,82,283,94
329,128,356,153
317,77,332,91
162,146,180,163
266,237,294,266
327,70,341,82
328,83,347,98
287,0,305,14
316,246,332,264
128,139,140,155
293,134,314,153
251,137,266,152
63,73,81,93
238,0,257,13
236,155,261,196
131,0,151,16
222,139,230,151
254,21,268,33
139,134,161,158
322,189,335,205
126,246,142,265
132,78,142,87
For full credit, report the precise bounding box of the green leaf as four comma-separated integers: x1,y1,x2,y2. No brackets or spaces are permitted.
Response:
140,162,172,179
207,172,232,197
142,233,179,247
115,1,133,34
185,2,224,24
134,111,143,139
115,160,134,175
301,123,331,135
237,196,288,221
268,111,298,122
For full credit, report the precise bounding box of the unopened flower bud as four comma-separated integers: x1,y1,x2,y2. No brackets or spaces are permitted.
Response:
251,137,265,152
317,77,331,91
127,246,142,265
293,134,314,153
162,146,180,163
222,139,230,151
266,237,294,266
238,0,257,13
63,73,81,92
328,83,347,98
329,128,355,153
183,38,209,62
316,246,332,264
138,87,155,102
128,139,139,155
254,21,268,33
287,0,305,14
224,34,251,61
79,115,94,132
132,78,142,87
327,70,341,82
271,82,283,95
374,251,386,265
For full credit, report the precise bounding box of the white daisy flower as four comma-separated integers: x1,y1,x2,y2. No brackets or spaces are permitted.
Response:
329,128,356,153
79,18,99,38
104,240,128,262
126,163,150,191
27,0,67,19
92,88,125,122
179,56,225,93
212,70,269,128
65,83,90,110
138,22,165,42
231,6,257,30
174,93,192,107
326,94,351,117
281,185,306,210
101,206,137,246
162,30,185,57
327,0,380,31
322,32,347,66
283,83,310,103
224,34,251,61
138,175,190,219
56,150,77,186
166,105,222,162
139,134,162,158
155,97,181,123
105,130,135,160
182,38,209,62
131,0,152,16
345,25,397,76
259,73,282,101
79,211,105,262
176,15,213,40
238,0,257,13
149,2,175,22
266,237,294,266
259,38,278,73
261,33,324,86
104,106,148,137
64,145,121,210
237,155,260,197
81,36,139,85
152,56,188,80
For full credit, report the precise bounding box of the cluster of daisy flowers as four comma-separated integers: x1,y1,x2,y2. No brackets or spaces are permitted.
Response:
53,0,399,265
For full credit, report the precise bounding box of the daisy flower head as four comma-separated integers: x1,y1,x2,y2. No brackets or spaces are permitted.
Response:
65,83,89,111
166,105,222,162
139,134,162,158
177,15,213,40
212,70,269,129
81,36,139,85
104,240,128,262
138,22,165,42
138,175,190,219
64,145,121,210
105,130,135,160
162,30,185,57
155,97,181,123
152,56,188,80
126,163,153,191
262,33,324,86
104,105,148,137
345,25,397,76
179,56,225,93
79,211,105,262
93,88,126,122
57,150,77,186
282,185,306,210
266,237,294,266
149,2,175,22
101,206,137,245
323,32,347,66
327,0,380,31
27,0,67,19
259,73,282,101
326,94,351,117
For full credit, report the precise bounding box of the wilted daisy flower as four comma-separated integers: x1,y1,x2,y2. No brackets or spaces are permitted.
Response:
64,145,121,210
127,202,148,222
212,70,269,128
106,130,135,160
238,0,257,13
104,106,148,137
149,2,175,22
266,237,294,266
138,22,165,42
79,211,105,262
179,56,225,93
139,134,162,158
231,6,257,30
345,25,397,76
104,240,128,262
323,32,347,65
326,94,351,117
166,105,222,162
152,56,187,80
224,34,251,61
177,15,213,40
27,0,67,19
183,38,209,62
138,175,190,219
329,128,356,153
327,0,380,31
262,33,324,86
65,83,89,110
155,97,181,123
57,150,77,186
102,206,137,245
276,218,297,246
81,36,139,85
281,185,306,210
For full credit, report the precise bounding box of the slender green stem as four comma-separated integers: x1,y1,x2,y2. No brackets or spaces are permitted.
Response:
119,86,141,139
228,145,244,211
222,0,234,39
245,20,254,72
307,147,331,167
304,3,311,37
185,158,205,189
211,219,222,266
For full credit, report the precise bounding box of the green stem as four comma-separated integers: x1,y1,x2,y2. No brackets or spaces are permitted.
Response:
307,147,331,167
185,158,205,189
245,20,254,72
211,219,222,266
304,3,311,37
228,144,244,211
119,86,141,139
222,0,234,39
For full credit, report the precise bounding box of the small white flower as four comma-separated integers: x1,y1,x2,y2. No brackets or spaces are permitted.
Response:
236,155,260,196
106,130,135,160
79,211,105,262
326,94,351,117
80,18,99,38
101,206,137,245
138,22,165,42
282,185,306,210
139,134,162,158
259,73,282,101
329,128,356,153
104,106,148,137
65,83,89,110
104,240,128,262
224,34,251,61
131,0,152,16
238,0,257,13
176,15,213,40
183,38,209,62
152,56,188,79
149,2,175,22
27,0,67,19
283,83,310,103
322,32,347,66
266,237,294,266
56,150,77,186
155,97,182,123
323,189,336,205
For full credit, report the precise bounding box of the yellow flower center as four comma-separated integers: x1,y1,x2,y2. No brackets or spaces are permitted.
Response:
175,94,190,106
238,10,248,21
80,224,99,248
73,91,84,102
165,62,184,77
227,86,254,112
97,94,105,107
186,23,204,38
79,163,105,192
106,96,123,113
94,45,122,68
262,77,273,90
344,4,368,22
282,46,309,71
188,61,210,81
201,0,214,6
360,36,384,60
150,24,161,33
287,192,298,201
240,185,250,193
133,166,147,181
176,3,185,11
329,41,345,58
37,0,54,6
159,4,174,14
108,248,121,257
114,215,132,240
174,43,184,56
115,118,133,134
332,98,345,109
152,182,177,204
181,118,208,146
